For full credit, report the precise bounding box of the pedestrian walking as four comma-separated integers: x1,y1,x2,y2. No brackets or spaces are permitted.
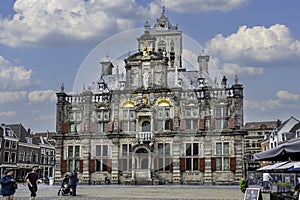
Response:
69,170,79,196
0,169,17,200
26,166,39,200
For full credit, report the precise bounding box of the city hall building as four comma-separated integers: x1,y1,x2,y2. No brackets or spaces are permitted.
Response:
54,10,246,185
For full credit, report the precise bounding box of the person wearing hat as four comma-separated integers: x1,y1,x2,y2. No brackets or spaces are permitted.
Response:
26,166,39,200
0,169,17,200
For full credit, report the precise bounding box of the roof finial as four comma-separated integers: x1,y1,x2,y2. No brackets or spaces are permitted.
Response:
60,83,65,92
235,74,239,84
162,4,165,15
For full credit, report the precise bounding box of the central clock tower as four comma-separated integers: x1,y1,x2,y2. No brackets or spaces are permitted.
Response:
137,7,183,71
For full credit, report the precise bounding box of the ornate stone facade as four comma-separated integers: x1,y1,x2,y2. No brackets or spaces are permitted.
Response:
54,10,246,185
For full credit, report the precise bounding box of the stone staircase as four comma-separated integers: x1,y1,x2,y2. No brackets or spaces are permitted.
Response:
134,169,151,185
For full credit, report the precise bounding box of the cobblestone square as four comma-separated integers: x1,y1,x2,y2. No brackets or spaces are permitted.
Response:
13,184,271,200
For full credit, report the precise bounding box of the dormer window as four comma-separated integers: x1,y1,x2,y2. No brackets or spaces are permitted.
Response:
98,82,104,90
297,130,300,138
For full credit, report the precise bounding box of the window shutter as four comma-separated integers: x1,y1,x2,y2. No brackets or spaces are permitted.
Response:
89,159,95,173
179,119,186,131
108,122,114,132
107,159,112,173
62,123,69,134
170,119,173,131
90,122,97,133
170,159,173,172
211,157,216,172
180,158,186,172
230,157,236,171
79,160,83,173
134,120,136,131
199,158,205,172
211,118,216,129
80,122,84,133
61,159,67,173
229,118,235,129
198,119,205,130
119,121,123,132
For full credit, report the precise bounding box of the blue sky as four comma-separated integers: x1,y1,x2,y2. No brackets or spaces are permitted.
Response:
0,0,300,133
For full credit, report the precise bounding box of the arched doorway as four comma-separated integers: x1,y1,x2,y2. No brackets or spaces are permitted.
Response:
135,147,149,169
134,147,151,184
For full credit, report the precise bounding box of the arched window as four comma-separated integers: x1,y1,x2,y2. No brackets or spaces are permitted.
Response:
158,40,166,52
142,121,151,132
170,40,174,52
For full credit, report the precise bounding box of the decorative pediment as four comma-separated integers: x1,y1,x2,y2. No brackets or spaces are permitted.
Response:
95,101,110,109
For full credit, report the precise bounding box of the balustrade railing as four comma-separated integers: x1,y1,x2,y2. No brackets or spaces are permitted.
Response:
136,132,153,141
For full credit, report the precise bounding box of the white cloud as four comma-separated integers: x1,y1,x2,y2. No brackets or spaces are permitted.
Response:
276,90,300,101
0,111,17,118
0,56,33,90
35,114,55,121
163,0,248,13
0,91,27,104
244,99,282,112
221,63,264,76
206,24,300,63
28,90,57,103
0,0,161,47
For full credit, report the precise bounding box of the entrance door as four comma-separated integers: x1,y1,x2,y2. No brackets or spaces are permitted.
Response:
134,147,151,184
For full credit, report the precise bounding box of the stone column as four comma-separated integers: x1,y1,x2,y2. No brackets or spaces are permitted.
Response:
172,135,181,184
203,135,213,184
111,138,120,184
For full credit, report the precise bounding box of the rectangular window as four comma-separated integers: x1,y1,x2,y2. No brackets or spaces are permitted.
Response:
102,145,108,157
215,105,228,129
18,151,25,162
11,141,17,149
68,146,74,157
26,151,31,162
76,112,82,121
68,160,80,171
10,152,16,163
5,140,10,148
4,151,9,162
74,146,80,157
96,159,101,171
95,144,110,172
67,145,81,171
215,142,230,171
157,107,171,131
96,145,101,157
185,107,199,131
121,144,132,172
157,143,171,171
69,112,75,121
123,109,135,132
185,143,199,171
95,145,108,157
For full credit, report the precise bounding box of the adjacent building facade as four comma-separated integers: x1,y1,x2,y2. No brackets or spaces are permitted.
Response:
0,123,55,181
244,121,279,170
55,10,246,185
